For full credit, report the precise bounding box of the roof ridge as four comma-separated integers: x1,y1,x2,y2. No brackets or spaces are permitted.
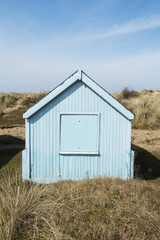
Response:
23,70,134,120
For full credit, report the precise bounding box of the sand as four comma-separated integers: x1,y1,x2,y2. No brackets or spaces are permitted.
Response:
0,125,159,153
132,129,160,153
0,125,25,140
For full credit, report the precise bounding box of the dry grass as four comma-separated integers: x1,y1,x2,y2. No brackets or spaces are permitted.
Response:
121,87,139,99
0,93,18,115
0,169,160,240
0,92,47,112
1,89,160,129
113,89,160,129
0,92,47,125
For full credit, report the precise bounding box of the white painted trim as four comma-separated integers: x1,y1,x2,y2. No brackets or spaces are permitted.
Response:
59,112,100,115
59,151,99,155
59,113,100,154
82,73,134,120
23,69,134,120
23,70,80,118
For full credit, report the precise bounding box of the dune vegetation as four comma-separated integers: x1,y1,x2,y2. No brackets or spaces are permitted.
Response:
0,92,47,125
113,88,160,129
0,163,160,240
0,88,160,129
0,89,160,239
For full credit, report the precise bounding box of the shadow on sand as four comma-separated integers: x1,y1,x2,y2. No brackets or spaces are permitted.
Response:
0,136,160,180
132,144,160,180
0,135,25,168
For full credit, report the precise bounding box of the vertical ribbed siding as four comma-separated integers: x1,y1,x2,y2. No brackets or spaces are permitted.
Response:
28,81,132,182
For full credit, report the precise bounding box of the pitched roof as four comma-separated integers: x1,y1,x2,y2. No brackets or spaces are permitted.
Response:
23,69,134,120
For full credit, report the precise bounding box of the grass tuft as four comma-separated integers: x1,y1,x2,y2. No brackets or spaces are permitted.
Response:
113,89,160,129
0,169,160,240
0,92,47,125
1,89,160,129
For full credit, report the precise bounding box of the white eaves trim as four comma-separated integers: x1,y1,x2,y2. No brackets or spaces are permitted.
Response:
23,70,81,118
82,73,134,120
23,69,134,120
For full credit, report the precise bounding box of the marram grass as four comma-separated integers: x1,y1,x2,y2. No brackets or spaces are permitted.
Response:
0,168,160,240
1,89,160,129
113,89,160,129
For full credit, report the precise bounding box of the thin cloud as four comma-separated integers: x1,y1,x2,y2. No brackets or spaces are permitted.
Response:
21,18,37,33
91,15,160,40
0,43,160,92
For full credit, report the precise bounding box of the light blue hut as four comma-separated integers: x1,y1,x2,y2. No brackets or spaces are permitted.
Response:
22,70,134,183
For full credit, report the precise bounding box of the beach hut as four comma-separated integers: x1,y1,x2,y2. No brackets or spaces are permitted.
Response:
22,69,134,183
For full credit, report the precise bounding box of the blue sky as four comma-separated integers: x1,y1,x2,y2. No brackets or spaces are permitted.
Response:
0,0,160,93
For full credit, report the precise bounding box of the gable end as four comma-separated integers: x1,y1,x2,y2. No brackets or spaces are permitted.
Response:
23,69,134,120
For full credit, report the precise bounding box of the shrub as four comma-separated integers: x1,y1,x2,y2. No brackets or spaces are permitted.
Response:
121,87,139,99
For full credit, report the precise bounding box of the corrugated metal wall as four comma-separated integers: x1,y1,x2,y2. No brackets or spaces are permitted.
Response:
25,81,132,182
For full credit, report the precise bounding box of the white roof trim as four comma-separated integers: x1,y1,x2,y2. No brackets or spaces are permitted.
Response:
23,69,134,120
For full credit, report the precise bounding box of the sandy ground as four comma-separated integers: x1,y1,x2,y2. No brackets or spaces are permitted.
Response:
0,126,159,153
0,125,25,140
132,129,160,153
